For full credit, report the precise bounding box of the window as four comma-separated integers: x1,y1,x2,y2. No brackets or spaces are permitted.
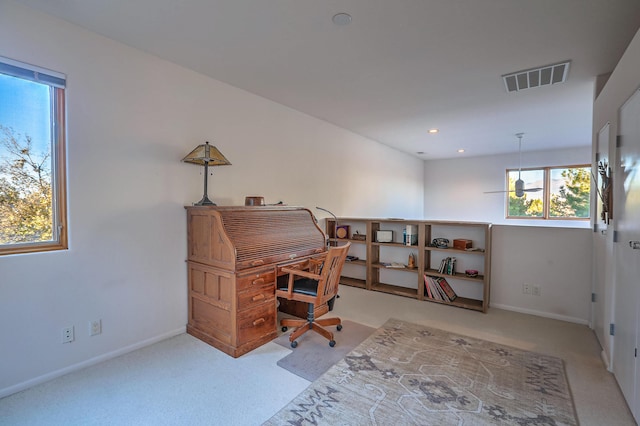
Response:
506,165,591,220
0,57,67,255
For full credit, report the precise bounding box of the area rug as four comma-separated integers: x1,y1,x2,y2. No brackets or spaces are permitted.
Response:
264,318,578,425
274,320,376,381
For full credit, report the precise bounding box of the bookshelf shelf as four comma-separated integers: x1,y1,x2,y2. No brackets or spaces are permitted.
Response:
371,282,418,298
339,276,367,289
327,218,491,313
329,238,366,245
425,246,485,255
424,269,485,283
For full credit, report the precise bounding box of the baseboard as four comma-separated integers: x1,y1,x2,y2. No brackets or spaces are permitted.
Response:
601,349,613,372
491,303,589,326
0,326,186,399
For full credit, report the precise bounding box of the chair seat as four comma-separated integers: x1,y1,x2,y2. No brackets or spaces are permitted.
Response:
276,278,318,297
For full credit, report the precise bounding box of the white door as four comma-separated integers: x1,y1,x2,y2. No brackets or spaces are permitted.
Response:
593,123,611,353
614,88,640,421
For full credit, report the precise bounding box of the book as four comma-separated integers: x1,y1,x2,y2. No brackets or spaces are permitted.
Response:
424,275,445,301
447,257,456,275
423,274,433,299
435,277,448,301
436,277,457,301
438,258,447,274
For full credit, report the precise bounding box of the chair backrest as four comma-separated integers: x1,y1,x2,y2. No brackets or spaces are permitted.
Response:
315,242,351,305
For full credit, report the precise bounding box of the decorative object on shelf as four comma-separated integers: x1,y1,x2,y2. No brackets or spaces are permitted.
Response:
316,206,338,247
336,225,350,239
352,231,366,241
404,225,418,246
465,269,479,278
408,253,416,268
380,262,405,268
453,239,472,250
245,196,265,206
376,230,393,243
182,141,231,206
431,238,449,248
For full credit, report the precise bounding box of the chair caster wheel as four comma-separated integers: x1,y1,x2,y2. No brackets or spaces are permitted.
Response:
291,341,298,348
336,324,343,331
329,340,336,347
282,326,288,332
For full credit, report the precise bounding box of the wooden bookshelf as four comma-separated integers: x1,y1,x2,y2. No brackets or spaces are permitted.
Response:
327,218,491,313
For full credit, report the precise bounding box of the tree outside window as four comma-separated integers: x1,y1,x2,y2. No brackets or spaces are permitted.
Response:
0,58,67,255
506,165,591,220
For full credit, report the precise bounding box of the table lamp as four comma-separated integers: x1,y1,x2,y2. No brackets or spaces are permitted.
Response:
182,141,231,205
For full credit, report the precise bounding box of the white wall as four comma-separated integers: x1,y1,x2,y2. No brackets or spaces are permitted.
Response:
490,225,592,324
592,27,640,368
423,147,591,227
0,2,424,396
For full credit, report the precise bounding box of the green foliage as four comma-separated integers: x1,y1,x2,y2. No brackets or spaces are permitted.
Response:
550,168,591,218
0,125,53,244
508,193,543,217
507,167,590,219
507,175,543,217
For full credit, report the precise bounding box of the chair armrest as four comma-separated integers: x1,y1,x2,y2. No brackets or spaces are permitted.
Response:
278,266,322,299
280,267,321,281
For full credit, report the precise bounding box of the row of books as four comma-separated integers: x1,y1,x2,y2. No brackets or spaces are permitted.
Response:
424,275,457,302
438,257,457,275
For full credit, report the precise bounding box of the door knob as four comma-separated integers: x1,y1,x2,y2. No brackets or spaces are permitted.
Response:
630,241,640,250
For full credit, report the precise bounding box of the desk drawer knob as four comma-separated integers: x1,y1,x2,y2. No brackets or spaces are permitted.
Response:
251,260,265,266
252,278,265,285
253,318,265,326
251,294,265,302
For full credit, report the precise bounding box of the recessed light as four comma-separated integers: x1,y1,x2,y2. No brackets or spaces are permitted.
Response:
457,149,465,153
428,129,439,134
332,13,352,25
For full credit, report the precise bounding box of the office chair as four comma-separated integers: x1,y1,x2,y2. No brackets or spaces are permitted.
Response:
277,242,351,348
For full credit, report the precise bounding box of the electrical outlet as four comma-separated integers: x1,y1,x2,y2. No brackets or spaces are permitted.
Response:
532,286,541,296
523,283,531,295
89,319,102,336
62,326,74,343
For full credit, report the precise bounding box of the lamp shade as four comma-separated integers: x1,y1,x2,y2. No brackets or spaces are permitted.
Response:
182,141,231,206
182,141,231,166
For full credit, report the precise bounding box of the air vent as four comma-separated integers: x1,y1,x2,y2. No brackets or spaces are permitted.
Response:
502,61,570,93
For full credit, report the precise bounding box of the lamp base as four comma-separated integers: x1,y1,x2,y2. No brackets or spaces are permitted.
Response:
193,195,216,206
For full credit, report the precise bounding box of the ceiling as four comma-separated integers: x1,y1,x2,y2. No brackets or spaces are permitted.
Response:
16,0,640,159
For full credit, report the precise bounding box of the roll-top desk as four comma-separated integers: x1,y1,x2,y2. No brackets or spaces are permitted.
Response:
185,206,326,357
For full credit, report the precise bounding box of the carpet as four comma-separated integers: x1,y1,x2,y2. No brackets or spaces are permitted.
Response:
265,318,578,425
274,320,376,381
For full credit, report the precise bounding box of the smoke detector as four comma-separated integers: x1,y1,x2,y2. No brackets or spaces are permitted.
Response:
502,60,570,93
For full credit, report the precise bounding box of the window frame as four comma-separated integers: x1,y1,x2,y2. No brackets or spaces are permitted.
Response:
0,60,67,256
505,163,591,221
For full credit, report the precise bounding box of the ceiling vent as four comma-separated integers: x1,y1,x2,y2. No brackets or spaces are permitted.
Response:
502,61,570,93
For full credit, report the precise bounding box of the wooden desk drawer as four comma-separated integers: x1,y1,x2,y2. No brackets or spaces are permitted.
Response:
238,285,275,311
237,269,276,291
237,303,276,344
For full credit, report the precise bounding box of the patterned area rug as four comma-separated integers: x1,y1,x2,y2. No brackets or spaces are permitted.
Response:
264,318,578,425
